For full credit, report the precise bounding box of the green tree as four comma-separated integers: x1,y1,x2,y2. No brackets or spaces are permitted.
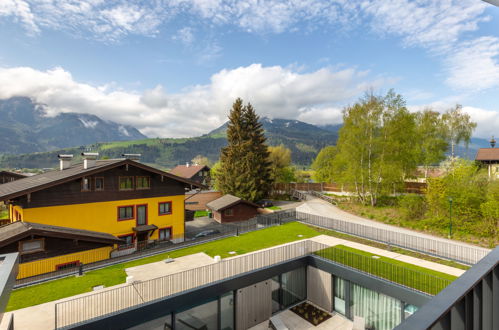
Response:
415,110,448,179
311,146,336,183
332,90,418,206
268,145,295,183
216,98,272,201
442,104,477,159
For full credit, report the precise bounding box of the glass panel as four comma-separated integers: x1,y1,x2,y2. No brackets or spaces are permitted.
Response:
334,277,346,315
404,304,418,320
160,202,171,214
271,275,281,313
351,283,402,330
281,267,306,308
220,291,234,330
159,228,171,240
21,240,42,252
175,299,218,330
137,206,147,225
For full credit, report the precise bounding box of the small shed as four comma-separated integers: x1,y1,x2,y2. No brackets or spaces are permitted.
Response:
475,147,499,180
206,194,259,223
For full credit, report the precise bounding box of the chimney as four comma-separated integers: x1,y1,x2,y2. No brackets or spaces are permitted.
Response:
58,154,73,170
490,136,496,148
186,162,190,168
81,152,99,169
122,154,141,161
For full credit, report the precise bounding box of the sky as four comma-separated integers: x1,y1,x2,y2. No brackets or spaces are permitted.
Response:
0,0,498,139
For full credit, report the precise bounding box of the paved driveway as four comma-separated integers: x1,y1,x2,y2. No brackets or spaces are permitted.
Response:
296,197,490,252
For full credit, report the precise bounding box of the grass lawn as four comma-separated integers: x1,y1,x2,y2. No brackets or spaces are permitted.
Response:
194,210,209,217
316,245,457,295
266,206,282,211
7,222,319,311
308,225,470,270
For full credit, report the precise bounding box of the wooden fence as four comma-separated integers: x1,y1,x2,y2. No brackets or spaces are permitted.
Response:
273,182,427,194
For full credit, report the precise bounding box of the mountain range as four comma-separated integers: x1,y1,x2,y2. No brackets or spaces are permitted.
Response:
0,97,146,154
0,97,491,170
0,105,339,169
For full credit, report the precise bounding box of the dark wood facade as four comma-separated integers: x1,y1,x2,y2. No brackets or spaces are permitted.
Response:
212,202,259,223
0,236,109,263
0,171,26,184
13,165,186,209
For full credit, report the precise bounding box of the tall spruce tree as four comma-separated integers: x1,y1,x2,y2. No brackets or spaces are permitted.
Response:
217,98,272,201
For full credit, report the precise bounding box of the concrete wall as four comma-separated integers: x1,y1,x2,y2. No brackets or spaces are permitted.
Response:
236,279,272,330
307,266,332,312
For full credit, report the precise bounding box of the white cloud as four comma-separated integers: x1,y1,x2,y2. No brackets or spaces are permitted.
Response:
2,1,497,90
172,27,195,45
445,36,499,91
0,0,38,33
0,64,385,137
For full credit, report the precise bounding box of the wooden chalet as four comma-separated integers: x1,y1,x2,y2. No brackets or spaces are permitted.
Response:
170,163,211,186
0,154,204,277
207,194,259,223
475,137,499,180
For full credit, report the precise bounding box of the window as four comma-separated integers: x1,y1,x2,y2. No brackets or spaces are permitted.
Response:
95,177,104,191
224,208,233,216
118,206,134,220
56,261,80,271
159,202,172,215
19,238,44,254
158,227,172,241
118,234,134,249
136,176,151,190
119,176,134,190
81,177,90,191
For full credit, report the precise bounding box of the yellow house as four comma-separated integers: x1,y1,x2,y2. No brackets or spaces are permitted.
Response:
0,154,203,277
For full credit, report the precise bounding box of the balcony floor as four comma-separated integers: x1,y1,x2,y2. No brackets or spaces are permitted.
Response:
250,309,353,330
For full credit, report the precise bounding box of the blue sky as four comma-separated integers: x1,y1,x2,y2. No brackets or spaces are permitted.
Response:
0,0,498,138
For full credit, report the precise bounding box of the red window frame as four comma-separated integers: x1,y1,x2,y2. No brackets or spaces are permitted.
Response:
117,205,135,221
55,260,80,271
158,227,173,241
136,204,148,226
158,201,173,216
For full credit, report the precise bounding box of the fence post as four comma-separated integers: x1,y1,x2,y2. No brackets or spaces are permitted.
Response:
78,263,83,276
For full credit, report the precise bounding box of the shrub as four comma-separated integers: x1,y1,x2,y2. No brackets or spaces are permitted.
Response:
399,194,426,220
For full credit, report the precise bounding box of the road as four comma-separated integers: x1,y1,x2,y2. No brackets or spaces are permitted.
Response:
295,196,491,252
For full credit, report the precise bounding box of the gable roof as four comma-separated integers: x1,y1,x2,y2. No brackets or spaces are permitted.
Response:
206,194,259,212
169,164,210,179
0,159,205,201
0,221,123,248
0,171,27,179
475,148,499,161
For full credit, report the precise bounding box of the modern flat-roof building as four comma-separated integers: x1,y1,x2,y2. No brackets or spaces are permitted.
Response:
47,237,498,330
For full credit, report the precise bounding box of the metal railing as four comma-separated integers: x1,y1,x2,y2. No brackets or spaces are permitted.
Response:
314,246,453,295
55,239,326,329
308,191,338,205
395,246,499,330
296,211,490,265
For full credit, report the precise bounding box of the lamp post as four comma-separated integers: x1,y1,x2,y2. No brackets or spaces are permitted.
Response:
448,197,453,239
